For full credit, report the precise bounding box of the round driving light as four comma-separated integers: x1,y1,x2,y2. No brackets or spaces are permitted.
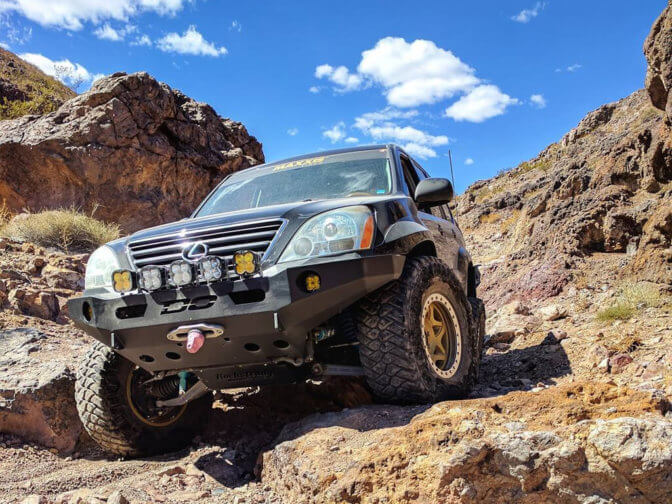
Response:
169,260,194,286
293,237,313,257
138,265,165,291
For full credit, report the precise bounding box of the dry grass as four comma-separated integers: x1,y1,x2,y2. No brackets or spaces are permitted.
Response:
1,207,120,253
479,213,502,225
499,210,520,233
596,282,666,322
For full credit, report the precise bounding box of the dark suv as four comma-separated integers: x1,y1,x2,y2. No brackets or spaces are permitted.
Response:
68,144,485,456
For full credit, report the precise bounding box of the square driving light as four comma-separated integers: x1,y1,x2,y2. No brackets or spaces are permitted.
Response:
233,250,259,277
112,269,135,293
198,256,225,282
168,260,195,287
138,265,165,291
305,273,321,292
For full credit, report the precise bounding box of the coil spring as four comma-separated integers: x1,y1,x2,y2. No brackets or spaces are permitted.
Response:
147,375,180,399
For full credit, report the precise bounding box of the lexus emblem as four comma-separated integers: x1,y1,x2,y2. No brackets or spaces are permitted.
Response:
182,242,209,262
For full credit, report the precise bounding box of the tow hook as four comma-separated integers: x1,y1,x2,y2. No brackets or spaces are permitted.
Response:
186,329,205,354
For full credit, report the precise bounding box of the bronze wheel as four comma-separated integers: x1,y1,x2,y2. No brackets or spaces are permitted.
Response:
125,367,186,428
421,293,461,378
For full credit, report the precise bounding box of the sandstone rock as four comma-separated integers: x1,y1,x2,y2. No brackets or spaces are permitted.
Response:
487,314,541,345
0,328,81,452
537,304,568,321
609,353,634,374
259,386,672,503
40,264,84,291
107,490,129,504
0,72,264,233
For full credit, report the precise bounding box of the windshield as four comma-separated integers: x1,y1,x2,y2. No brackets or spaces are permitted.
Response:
195,149,392,217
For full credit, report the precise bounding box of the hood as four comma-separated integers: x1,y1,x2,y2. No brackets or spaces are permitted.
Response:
126,195,396,245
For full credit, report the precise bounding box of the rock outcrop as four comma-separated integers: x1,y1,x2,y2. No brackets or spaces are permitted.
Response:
260,384,671,504
645,1,672,122
0,71,264,232
0,328,83,453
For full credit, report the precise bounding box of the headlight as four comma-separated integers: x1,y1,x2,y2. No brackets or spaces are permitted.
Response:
85,246,121,291
278,206,375,263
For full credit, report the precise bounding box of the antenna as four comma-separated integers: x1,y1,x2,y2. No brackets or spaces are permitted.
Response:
448,149,456,189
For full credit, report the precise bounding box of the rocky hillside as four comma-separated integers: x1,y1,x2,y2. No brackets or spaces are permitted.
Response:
0,48,75,120
0,71,264,232
1,4,672,504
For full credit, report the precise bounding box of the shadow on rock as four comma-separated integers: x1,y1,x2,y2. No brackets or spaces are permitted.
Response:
476,332,572,397
194,377,391,487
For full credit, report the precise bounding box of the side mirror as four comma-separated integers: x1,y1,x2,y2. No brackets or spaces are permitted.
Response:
414,178,454,206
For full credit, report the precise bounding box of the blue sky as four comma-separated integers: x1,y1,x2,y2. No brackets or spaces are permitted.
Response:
0,1,665,192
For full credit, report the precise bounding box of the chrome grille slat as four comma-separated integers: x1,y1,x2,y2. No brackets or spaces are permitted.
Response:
127,219,284,279
130,230,278,258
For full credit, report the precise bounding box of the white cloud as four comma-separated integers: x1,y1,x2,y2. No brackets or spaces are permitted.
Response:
314,64,363,92
94,24,123,41
344,137,359,144
0,0,189,31
0,42,9,49
93,23,135,41
287,128,299,136
314,37,516,122
511,2,546,23
323,122,347,143
230,20,241,32
367,124,449,147
130,34,151,46
157,25,227,57
357,37,479,107
308,86,320,94
19,52,95,89
556,63,582,73
353,108,448,159
530,93,547,108
402,143,437,159
0,17,31,46
465,158,474,165
445,84,519,123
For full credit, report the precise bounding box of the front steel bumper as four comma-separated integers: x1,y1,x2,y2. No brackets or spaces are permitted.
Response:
68,254,405,378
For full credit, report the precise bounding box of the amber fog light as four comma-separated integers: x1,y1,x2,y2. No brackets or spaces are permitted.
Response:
234,250,259,277
304,272,321,293
112,269,135,293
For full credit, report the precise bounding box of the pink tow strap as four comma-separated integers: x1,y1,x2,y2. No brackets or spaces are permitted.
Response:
186,329,205,354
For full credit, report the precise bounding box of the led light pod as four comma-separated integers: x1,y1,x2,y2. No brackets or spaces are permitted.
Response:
168,260,195,287
138,265,165,291
233,250,259,277
112,269,135,293
198,256,225,282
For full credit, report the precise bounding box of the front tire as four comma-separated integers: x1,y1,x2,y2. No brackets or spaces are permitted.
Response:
75,342,212,457
354,256,481,404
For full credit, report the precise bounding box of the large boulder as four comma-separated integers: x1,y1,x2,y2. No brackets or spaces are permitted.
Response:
0,328,83,453
0,72,264,232
645,1,672,122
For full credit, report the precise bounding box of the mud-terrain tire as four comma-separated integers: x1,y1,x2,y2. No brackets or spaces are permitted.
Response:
468,296,486,374
75,342,212,457
354,256,481,404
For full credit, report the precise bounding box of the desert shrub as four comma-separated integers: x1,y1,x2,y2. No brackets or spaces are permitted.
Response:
596,303,636,322
596,282,665,322
2,207,120,252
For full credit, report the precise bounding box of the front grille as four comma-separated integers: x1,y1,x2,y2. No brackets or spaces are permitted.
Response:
127,219,284,280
